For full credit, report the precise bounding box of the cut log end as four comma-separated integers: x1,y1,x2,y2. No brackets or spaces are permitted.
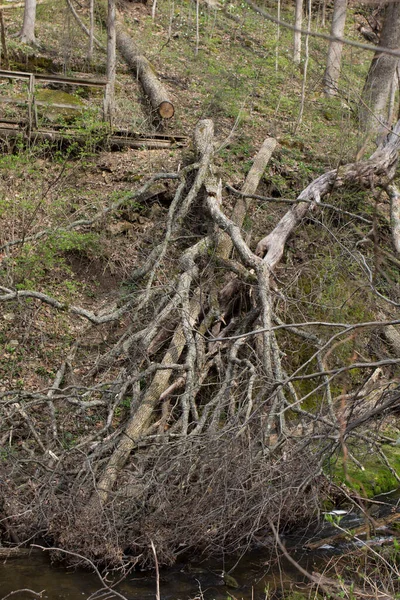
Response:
158,101,174,119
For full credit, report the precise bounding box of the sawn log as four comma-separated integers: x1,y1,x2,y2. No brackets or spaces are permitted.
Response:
98,1,174,119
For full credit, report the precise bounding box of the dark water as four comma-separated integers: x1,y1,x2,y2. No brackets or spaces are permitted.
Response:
1,496,398,600
0,551,291,600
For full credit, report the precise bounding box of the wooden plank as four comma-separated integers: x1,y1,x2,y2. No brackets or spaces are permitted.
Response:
0,96,26,104
0,69,107,87
0,2,35,9
0,126,187,150
35,101,83,110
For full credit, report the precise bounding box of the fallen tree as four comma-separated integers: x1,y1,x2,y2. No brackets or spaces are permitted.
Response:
1,119,400,567
98,0,174,119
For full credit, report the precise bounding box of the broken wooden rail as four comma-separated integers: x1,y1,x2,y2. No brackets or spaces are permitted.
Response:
0,121,187,149
0,68,107,133
0,69,185,149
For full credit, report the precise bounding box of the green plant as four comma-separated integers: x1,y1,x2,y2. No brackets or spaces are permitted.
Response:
10,231,100,292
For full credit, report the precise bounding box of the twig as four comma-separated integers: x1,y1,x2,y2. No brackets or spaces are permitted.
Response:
267,518,343,600
150,540,161,600
32,546,129,600
1,592,44,600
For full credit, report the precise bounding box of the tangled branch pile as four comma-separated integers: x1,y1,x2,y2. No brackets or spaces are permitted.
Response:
1,120,400,567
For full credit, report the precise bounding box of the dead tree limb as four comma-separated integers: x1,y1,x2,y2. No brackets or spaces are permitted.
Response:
256,121,400,265
387,183,400,254
4,118,400,567
218,136,277,259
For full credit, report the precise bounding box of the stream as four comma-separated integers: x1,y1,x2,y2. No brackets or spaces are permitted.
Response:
1,495,399,600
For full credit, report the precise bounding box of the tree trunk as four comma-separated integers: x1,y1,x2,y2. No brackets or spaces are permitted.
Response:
115,25,174,119
293,0,303,65
0,10,9,70
387,184,400,254
103,0,116,124
323,0,348,96
361,1,400,132
88,0,94,59
19,0,36,44
98,0,174,119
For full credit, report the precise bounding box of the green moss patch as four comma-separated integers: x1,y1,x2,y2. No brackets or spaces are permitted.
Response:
329,444,400,497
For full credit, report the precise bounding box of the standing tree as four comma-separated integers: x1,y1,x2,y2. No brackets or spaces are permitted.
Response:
19,0,37,44
361,1,400,132
103,0,116,124
293,0,303,64
323,0,348,96
88,0,94,60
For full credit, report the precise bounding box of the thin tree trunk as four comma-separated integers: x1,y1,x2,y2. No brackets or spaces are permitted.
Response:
387,184,400,254
321,0,326,27
65,0,103,50
275,0,280,72
323,0,348,96
295,0,311,129
98,0,174,119
19,0,36,44
0,10,9,70
195,0,199,55
361,1,400,132
88,0,94,60
103,0,116,124
217,137,277,260
293,0,303,64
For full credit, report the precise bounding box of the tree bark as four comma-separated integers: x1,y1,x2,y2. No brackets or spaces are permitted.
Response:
323,0,348,96
103,0,116,124
88,0,94,60
361,1,400,132
115,25,174,119
387,183,400,254
293,0,303,65
98,0,174,119
19,0,36,44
